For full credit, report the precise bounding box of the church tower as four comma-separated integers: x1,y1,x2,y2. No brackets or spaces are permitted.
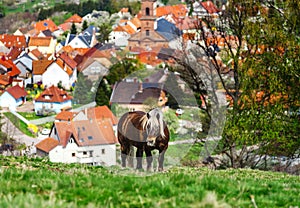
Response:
128,0,168,51
140,0,157,34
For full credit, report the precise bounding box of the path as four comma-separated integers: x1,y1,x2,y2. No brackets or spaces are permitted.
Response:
1,115,45,147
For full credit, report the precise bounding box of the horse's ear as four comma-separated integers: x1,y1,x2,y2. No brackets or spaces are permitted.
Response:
147,113,150,119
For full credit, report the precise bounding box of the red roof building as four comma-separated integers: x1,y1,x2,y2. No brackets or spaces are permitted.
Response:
35,85,72,103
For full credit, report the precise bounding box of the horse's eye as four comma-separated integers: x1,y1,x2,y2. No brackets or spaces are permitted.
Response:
147,124,151,129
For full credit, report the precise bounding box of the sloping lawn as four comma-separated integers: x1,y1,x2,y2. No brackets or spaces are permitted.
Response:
0,156,299,207
3,112,36,138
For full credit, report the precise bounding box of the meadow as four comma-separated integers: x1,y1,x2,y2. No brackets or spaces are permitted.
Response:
0,156,299,207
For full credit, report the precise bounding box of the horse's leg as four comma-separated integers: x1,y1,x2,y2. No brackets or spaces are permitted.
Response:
120,143,130,168
127,145,134,168
136,148,143,169
145,149,153,171
158,149,166,171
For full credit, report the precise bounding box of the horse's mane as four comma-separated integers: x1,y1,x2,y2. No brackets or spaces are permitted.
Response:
140,108,166,138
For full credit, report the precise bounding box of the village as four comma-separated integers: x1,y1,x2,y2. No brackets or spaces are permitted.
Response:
0,0,235,167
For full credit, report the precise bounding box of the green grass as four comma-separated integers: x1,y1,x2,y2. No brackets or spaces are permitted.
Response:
3,112,36,138
18,112,46,121
0,156,299,207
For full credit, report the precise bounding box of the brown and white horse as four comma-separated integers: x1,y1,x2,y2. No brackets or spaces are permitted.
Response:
117,108,169,171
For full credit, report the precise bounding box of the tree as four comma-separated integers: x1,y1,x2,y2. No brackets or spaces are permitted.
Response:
70,22,77,34
95,78,111,106
73,73,93,105
97,22,112,43
106,57,145,84
82,20,88,32
0,2,5,18
175,0,300,170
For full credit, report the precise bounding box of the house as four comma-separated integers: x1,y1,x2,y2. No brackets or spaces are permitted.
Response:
0,34,27,50
156,4,187,18
86,105,118,134
7,46,23,60
42,53,77,89
32,59,52,84
36,119,117,166
34,19,59,33
35,138,59,157
110,80,168,111
86,105,118,125
191,0,221,17
64,14,83,27
28,36,56,56
28,48,45,60
0,56,21,82
64,26,98,49
109,17,141,48
13,52,33,86
34,85,73,115
55,110,78,122
75,43,115,75
0,85,27,110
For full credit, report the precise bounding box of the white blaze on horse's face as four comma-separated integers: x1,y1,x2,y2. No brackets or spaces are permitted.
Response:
144,109,165,147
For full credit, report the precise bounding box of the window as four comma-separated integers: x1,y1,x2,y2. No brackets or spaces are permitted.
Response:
146,30,150,36
146,7,150,16
88,136,93,140
72,153,76,157
102,149,105,154
83,151,87,155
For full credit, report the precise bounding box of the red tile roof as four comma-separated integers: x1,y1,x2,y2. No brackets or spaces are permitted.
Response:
57,53,77,69
7,46,23,60
6,85,27,99
55,111,78,121
58,22,72,32
87,106,118,125
30,48,44,60
32,59,53,75
0,34,26,48
130,17,141,29
65,14,83,24
35,19,59,32
35,137,59,153
156,4,187,18
201,1,220,14
53,119,117,148
0,57,21,77
35,85,73,103
28,37,52,47
0,75,10,86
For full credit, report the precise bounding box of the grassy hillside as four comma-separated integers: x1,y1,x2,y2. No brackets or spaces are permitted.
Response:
0,156,299,207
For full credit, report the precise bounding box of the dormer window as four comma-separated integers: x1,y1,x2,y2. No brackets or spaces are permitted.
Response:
44,95,51,100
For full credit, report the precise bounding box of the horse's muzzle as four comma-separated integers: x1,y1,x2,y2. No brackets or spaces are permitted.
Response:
146,137,156,146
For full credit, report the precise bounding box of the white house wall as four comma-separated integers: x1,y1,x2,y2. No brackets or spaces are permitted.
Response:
49,143,116,166
42,63,71,89
0,92,17,109
68,37,89,49
34,100,72,115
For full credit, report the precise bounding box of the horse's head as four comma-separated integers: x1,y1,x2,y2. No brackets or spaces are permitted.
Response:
142,108,166,147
